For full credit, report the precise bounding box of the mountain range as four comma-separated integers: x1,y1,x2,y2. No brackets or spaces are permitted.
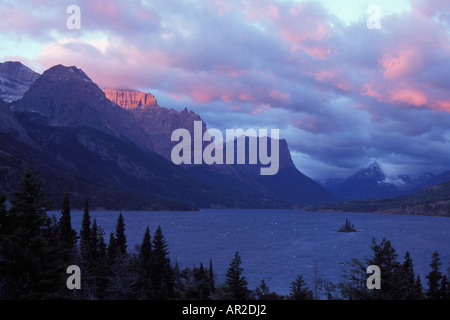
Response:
2,61,449,212
319,161,440,201
0,61,338,210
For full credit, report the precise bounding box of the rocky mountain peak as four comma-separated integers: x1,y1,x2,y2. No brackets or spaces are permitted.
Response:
41,64,93,83
352,160,385,182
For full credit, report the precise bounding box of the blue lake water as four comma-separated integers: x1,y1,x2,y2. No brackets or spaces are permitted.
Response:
51,209,450,295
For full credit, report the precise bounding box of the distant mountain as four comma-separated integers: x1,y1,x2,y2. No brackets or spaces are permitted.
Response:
322,161,433,201
0,61,40,102
325,161,397,200
305,181,450,217
414,170,450,190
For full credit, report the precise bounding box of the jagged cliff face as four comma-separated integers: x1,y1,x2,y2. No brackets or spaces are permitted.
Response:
0,61,40,102
103,88,158,110
103,88,206,160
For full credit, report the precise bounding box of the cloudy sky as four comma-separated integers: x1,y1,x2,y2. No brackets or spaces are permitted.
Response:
1,0,450,180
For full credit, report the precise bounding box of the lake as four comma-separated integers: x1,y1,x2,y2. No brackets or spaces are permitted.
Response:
51,209,450,296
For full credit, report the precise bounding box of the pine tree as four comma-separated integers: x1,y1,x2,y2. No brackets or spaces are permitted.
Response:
208,259,215,294
195,262,210,299
367,238,403,299
107,232,118,264
439,275,448,300
115,213,127,256
290,275,313,300
137,226,152,298
426,251,443,300
80,199,91,264
255,279,270,300
59,189,77,265
402,251,417,299
151,225,174,299
0,171,65,299
225,251,250,300
92,220,108,299
413,275,425,300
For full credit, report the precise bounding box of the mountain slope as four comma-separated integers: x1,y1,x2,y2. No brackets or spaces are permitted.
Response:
414,170,450,191
13,112,282,209
0,125,195,211
0,61,40,102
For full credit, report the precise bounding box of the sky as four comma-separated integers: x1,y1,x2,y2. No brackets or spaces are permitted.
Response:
1,0,450,180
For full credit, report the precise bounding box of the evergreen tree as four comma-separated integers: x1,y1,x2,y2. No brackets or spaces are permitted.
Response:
195,263,211,299
0,171,65,299
59,189,77,265
137,226,152,298
92,221,108,299
367,238,404,299
172,261,184,299
255,279,270,300
107,232,118,264
115,213,127,256
439,275,448,300
413,275,425,300
338,238,407,300
426,251,443,300
208,259,215,294
89,219,99,266
402,251,417,299
151,225,174,299
290,275,313,300
255,279,282,300
225,251,250,300
80,199,91,264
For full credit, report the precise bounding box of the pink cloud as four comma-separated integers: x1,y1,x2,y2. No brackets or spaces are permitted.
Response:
380,47,424,79
245,1,280,21
389,89,428,107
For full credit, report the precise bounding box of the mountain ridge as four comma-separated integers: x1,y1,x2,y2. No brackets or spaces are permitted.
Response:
0,61,40,103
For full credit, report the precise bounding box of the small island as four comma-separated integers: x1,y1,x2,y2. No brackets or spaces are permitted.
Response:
337,218,357,232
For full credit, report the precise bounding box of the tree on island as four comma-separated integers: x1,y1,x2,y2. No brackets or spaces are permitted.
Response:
337,218,357,232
